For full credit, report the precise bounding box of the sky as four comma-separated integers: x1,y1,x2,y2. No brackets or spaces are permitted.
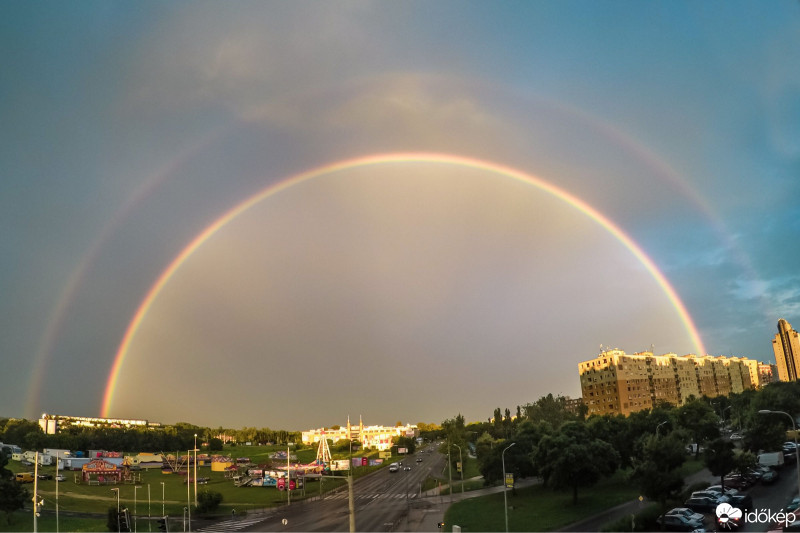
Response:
2,1,799,431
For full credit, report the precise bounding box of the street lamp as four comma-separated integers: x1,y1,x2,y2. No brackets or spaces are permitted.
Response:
758,410,800,500
452,443,464,495
193,434,198,508
186,449,191,532
502,442,516,533
134,485,142,533
656,421,668,437
160,482,165,517
111,488,120,533
56,451,69,533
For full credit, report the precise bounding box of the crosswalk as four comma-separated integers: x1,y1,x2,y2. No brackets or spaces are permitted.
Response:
324,492,418,501
196,514,273,532
195,493,418,531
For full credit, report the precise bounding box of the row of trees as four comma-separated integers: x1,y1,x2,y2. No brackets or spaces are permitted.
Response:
422,381,800,507
0,418,302,455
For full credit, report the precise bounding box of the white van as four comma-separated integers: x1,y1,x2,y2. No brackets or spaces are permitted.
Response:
388,463,399,473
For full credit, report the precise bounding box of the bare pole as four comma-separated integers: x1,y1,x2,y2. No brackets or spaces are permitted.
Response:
502,442,516,533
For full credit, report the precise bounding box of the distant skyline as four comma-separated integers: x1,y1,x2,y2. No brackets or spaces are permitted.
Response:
2,1,799,429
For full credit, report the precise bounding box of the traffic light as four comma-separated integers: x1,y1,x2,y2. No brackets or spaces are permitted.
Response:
119,509,131,532
157,516,169,532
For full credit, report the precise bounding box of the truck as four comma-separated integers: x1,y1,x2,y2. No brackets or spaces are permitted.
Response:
758,451,785,468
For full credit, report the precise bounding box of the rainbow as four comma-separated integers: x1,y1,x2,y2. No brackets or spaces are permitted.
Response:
101,152,706,417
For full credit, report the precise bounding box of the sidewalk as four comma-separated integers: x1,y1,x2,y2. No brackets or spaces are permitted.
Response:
558,468,718,532
398,476,542,532
399,468,719,532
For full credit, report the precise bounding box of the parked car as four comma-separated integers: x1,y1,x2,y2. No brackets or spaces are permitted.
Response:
15,472,34,483
787,497,800,512
723,474,754,490
705,485,740,497
728,493,754,512
730,432,743,440
664,507,706,524
684,496,722,513
761,469,778,484
37,473,52,480
656,513,705,532
55,474,66,482
691,491,729,503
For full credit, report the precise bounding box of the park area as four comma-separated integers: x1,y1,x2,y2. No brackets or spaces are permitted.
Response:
1,443,392,532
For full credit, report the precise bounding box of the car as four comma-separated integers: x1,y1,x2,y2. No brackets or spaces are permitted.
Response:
684,496,723,513
787,497,800,512
37,473,53,480
416,458,423,462
664,507,705,524
705,485,740,497
761,469,778,484
730,433,743,440
403,466,411,471
728,493,753,512
656,513,705,531
691,491,729,503
20,460,33,466
723,474,754,490
55,474,66,482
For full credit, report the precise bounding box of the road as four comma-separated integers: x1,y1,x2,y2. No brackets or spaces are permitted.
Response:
197,446,447,532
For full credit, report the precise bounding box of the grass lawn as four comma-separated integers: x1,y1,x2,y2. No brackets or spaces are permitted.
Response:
4,443,408,530
444,470,640,532
0,512,108,532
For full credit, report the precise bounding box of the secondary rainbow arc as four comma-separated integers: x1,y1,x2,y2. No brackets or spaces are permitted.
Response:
101,152,706,417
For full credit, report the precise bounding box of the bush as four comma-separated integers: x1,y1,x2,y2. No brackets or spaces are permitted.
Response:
681,480,710,501
195,490,223,514
601,503,662,532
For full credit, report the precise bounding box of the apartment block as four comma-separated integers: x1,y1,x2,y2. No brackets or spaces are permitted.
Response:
773,319,800,382
579,350,759,417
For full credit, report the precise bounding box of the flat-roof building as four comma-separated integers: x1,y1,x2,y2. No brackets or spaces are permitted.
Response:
579,350,759,417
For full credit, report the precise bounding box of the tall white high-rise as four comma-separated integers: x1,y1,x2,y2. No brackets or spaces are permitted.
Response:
773,319,800,382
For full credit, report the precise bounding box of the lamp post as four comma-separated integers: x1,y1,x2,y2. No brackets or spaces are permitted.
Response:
656,421,668,437
452,443,464,495
502,442,516,533
56,451,69,533
134,485,142,533
193,434,198,508
758,409,800,499
186,450,191,532
160,482,165,517
147,484,151,533
111,488,120,533
33,451,40,533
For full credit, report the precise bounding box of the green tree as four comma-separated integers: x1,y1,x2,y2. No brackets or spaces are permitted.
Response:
704,438,736,491
207,438,224,452
532,422,619,504
523,393,577,429
674,398,721,458
0,449,28,525
733,450,758,476
630,433,686,510
195,490,223,514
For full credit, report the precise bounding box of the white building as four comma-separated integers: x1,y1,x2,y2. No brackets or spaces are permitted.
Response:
302,417,418,452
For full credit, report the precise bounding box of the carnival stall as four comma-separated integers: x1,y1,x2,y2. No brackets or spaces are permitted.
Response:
81,459,122,484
